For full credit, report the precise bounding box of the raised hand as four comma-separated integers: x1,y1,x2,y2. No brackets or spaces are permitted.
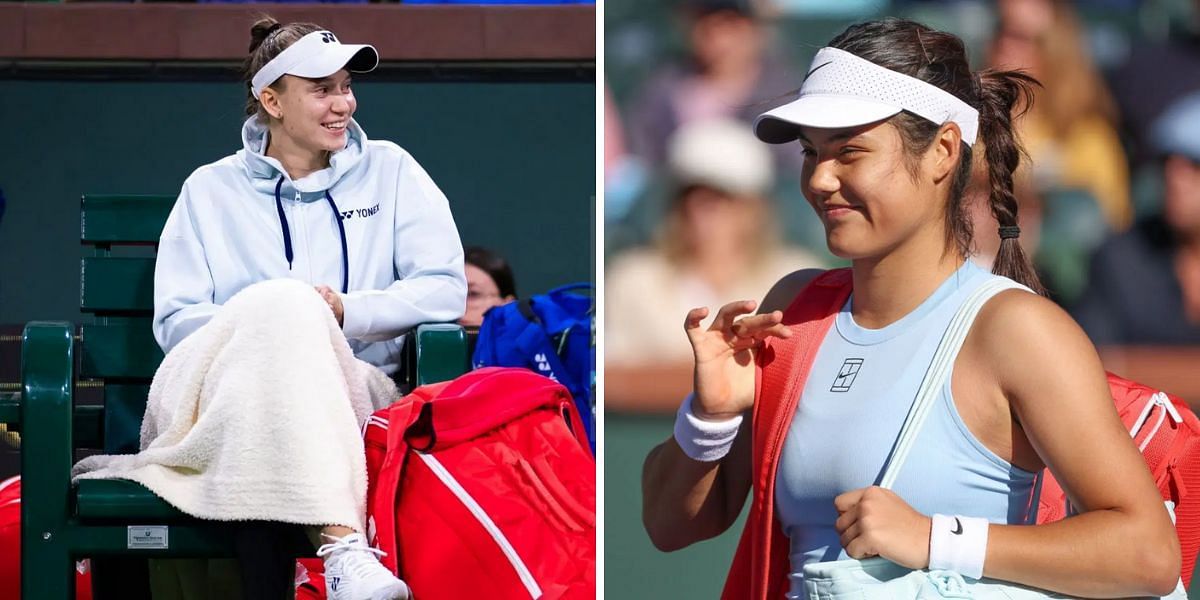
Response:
684,300,791,421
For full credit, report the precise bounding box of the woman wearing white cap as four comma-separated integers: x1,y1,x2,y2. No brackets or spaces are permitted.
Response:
642,18,1181,599
147,18,465,600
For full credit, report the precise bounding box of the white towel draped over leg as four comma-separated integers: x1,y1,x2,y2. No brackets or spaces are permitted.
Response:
73,279,399,532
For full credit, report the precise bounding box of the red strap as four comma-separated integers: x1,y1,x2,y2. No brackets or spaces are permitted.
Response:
721,268,853,600
371,395,423,574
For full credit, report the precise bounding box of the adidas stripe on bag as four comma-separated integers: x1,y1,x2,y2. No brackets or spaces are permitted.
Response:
297,368,595,600
366,367,595,600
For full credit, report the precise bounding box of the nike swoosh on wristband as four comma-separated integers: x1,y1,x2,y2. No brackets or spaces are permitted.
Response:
951,517,963,535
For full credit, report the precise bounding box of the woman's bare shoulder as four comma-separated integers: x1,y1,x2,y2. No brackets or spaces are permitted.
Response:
974,288,1085,354
972,287,1105,396
759,269,827,315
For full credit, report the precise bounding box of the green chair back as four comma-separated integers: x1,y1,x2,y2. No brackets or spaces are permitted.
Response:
79,195,173,453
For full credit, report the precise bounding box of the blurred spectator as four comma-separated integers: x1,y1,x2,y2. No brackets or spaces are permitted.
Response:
605,86,628,189
624,0,799,168
605,85,649,224
761,0,885,18
1110,0,1200,167
989,0,1133,231
461,246,517,328
606,118,825,365
1073,92,1200,345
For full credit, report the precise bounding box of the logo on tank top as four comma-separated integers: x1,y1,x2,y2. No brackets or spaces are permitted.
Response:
830,358,864,392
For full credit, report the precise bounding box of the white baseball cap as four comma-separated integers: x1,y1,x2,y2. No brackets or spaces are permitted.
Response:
668,118,774,196
251,30,379,100
754,47,979,146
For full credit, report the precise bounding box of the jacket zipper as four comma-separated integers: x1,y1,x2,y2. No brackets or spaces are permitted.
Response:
416,452,542,598
294,191,315,282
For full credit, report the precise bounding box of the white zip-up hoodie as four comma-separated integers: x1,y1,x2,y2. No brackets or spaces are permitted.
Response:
153,116,466,375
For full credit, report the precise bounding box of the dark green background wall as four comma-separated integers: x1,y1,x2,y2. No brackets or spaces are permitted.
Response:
606,413,747,598
0,78,594,324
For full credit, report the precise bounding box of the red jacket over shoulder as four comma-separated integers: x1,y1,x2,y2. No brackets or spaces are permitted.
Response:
721,268,852,600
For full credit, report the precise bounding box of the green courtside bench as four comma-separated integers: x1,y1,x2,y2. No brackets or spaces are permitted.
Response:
0,194,469,599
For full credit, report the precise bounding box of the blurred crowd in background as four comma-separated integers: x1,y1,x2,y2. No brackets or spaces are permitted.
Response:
605,0,1200,393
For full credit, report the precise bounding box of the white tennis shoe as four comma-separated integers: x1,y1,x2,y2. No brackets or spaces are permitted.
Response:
317,532,411,600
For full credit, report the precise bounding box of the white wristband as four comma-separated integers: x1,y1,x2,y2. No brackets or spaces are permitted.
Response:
928,514,989,579
672,393,743,462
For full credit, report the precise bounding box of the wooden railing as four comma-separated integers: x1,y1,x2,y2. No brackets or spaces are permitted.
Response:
0,3,594,62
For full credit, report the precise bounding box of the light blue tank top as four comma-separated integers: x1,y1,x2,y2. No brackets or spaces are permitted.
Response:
775,261,1038,597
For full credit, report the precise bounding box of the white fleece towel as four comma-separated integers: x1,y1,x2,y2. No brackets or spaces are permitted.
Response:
73,279,400,532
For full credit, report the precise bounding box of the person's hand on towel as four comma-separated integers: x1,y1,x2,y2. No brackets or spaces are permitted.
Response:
315,285,345,327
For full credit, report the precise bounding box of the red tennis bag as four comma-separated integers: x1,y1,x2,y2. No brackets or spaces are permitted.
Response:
362,367,596,599
0,476,94,599
1036,373,1200,586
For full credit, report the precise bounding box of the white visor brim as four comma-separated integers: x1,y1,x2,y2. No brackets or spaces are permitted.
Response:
251,31,379,100
287,44,377,79
754,95,902,144
754,47,979,146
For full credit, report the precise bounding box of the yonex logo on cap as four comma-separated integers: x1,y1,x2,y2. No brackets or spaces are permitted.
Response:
250,30,379,100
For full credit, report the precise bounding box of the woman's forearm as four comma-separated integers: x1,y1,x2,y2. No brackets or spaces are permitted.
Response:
641,433,749,552
984,507,1180,597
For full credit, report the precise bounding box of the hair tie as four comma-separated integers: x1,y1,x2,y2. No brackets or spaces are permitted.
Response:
265,23,283,38
998,225,1021,240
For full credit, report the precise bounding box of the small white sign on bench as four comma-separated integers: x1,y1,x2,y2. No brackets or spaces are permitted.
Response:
127,526,169,550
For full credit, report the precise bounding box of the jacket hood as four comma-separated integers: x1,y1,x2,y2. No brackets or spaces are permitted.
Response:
237,116,368,199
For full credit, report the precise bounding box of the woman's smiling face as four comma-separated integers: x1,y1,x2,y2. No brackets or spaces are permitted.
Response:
273,70,357,154
797,119,953,261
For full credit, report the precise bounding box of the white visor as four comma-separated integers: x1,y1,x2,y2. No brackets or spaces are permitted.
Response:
754,47,979,146
251,30,379,100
